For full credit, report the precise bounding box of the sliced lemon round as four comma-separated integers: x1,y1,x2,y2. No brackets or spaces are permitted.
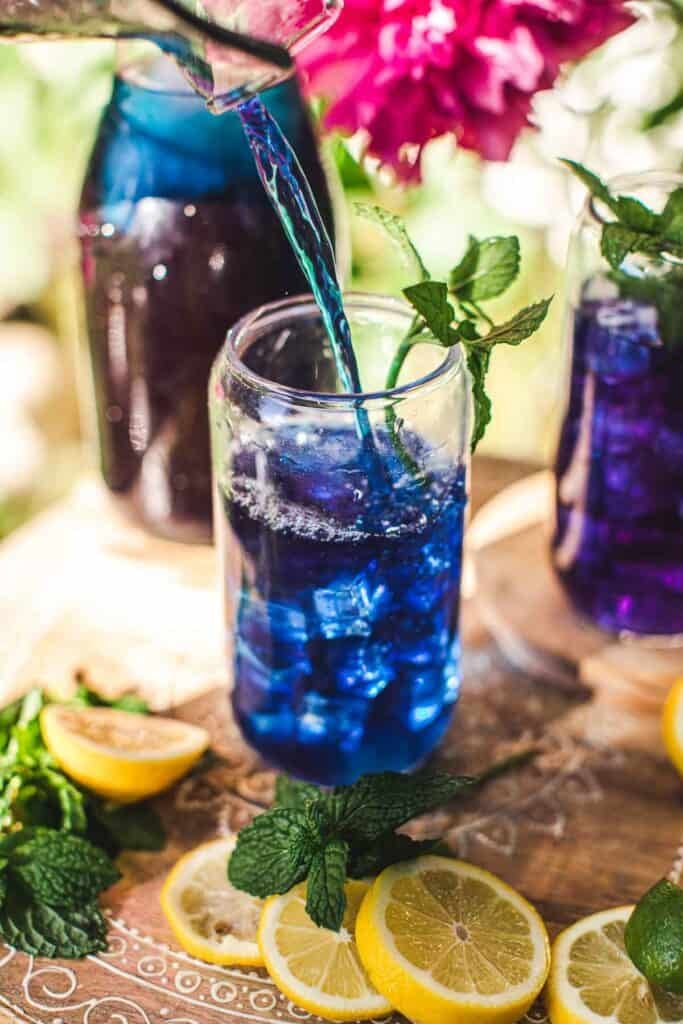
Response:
356,855,550,1024
161,836,263,966
258,879,392,1022
663,678,683,778
41,705,209,802
547,905,683,1024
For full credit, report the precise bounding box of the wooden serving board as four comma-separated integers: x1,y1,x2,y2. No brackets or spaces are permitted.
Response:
0,464,682,1024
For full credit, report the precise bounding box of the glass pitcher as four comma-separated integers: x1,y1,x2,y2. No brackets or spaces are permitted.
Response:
79,48,336,542
0,0,339,106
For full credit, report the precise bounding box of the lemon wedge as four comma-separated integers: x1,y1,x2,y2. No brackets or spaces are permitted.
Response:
663,678,683,778
547,905,683,1024
41,705,209,802
161,836,263,966
258,879,392,1022
356,855,550,1024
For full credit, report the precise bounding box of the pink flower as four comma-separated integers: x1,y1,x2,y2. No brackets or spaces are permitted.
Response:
300,0,633,180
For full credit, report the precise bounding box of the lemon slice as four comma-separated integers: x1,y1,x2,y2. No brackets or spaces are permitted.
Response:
663,678,683,778
161,836,263,966
547,906,683,1024
356,855,550,1024
258,879,392,1022
41,705,209,802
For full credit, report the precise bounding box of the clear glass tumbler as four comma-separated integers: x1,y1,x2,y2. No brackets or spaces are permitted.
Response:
210,294,470,785
553,172,683,636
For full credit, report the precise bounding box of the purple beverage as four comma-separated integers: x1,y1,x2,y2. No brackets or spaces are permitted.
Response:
553,278,683,634
79,55,334,542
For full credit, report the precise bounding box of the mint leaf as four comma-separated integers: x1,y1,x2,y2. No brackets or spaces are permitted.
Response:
71,682,149,714
661,187,683,245
87,799,165,855
333,139,373,191
625,880,683,994
561,159,617,213
601,224,644,270
274,775,320,811
354,204,430,282
0,889,108,958
0,828,115,959
0,699,23,752
615,196,661,233
403,281,457,346
228,807,318,898
563,160,661,233
7,829,119,910
327,770,480,846
305,838,349,931
482,298,552,347
348,833,439,878
464,345,492,453
450,236,520,302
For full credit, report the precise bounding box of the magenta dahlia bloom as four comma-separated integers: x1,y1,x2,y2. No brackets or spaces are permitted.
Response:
300,0,633,180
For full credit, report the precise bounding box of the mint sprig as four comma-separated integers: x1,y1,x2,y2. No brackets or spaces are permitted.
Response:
0,827,119,958
355,205,551,452
229,750,534,931
0,688,166,957
563,159,683,347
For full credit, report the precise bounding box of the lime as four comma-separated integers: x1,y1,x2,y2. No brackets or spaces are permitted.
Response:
625,880,683,995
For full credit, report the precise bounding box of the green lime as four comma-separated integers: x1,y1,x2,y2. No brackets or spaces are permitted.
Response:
625,880,683,995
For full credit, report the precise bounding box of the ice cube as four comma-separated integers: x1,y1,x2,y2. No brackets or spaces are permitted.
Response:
394,611,451,667
235,641,310,697
333,640,395,698
240,703,297,744
587,301,659,379
398,656,460,731
312,569,390,639
296,693,367,752
239,595,308,645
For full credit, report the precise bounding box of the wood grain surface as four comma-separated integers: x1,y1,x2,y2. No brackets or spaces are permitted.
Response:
0,460,681,1024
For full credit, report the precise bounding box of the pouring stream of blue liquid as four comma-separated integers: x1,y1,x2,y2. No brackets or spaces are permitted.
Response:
236,96,364,399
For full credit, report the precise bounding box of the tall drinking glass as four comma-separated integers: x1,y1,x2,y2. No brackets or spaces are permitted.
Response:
210,295,470,785
553,172,683,636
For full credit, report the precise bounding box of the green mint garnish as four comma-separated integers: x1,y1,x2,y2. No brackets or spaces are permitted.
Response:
274,774,320,810
87,800,166,856
229,750,535,931
625,879,683,994
562,159,683,348
354,204,551,452
449,235,520,302
70,678,150,715
0,687,166,957
0,826,118,958
355,203,430,283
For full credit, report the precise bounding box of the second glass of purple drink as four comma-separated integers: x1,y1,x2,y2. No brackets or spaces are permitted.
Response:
553,172,683,637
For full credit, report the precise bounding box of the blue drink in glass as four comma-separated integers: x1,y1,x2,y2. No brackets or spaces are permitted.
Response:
211,295,470,785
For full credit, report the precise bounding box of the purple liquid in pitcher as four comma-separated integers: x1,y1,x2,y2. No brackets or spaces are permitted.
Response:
553,279,683,635
79,65,334,541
